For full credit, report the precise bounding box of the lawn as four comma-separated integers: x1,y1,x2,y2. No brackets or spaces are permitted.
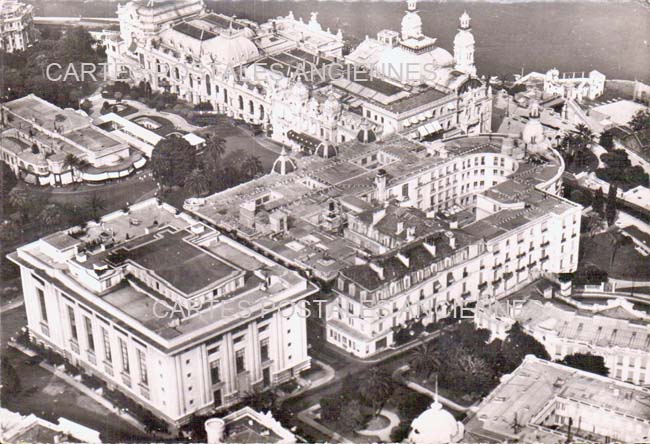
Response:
578,231,650,281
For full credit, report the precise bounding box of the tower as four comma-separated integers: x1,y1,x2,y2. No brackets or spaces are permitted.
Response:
401,0,422,40
453,11,476,76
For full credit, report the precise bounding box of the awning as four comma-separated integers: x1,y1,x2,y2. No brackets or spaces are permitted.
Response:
417,121,443,138
410,117,419,125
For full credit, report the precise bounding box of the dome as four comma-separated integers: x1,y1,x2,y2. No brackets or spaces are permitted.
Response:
322,92,341,116
207,32,259,66
314,143,338,158
401,11,422,39
408,401,464,444
272,147,297,175
454,29,475,47
357,123,377,143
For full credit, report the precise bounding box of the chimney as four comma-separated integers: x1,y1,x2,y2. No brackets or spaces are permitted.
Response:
445,231,456,249
375,169,387,203
406,226,415,241
423,240,436,257
369,262,384,280
396,252,410,268
205,418,225,444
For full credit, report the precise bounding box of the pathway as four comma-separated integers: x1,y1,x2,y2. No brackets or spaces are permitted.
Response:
356,409,400,442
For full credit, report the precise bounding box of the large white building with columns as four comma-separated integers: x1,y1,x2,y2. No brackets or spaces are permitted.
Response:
9,198,317,427
105,0,491,149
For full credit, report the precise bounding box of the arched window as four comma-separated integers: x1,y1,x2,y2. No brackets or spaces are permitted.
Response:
259,105,265,120
248,100,254,115
238,96,244,110
205,74,211,96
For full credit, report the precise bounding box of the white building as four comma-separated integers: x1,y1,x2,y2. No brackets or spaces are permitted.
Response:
105,0,491,147
186,111,580,357
0,95,145,186
476,284,650,386
9,198,317,427
0,0,34,53
465,355,650,444
0,408,101,444
407,399,464,444
543,68,606,102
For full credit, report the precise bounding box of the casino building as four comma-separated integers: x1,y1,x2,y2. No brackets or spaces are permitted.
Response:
104,0,491,147
9,199,317,426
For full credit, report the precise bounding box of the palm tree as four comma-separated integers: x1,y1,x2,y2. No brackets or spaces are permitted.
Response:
359,366,394,417
39,204,65,227
63,154,91,181
409,341,436,380
204,134,226,159
85,192,106,220
240,155,263,180
184,168,209,197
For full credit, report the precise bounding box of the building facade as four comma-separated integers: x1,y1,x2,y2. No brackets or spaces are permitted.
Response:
0,0,34,53
476,287,650,386
105,0,491,148
9,199,317,426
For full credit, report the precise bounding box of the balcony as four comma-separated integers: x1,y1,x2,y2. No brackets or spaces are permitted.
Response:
516,266,526,273
541,241,550,248
527,261,537,268
461,291,472,300
493,263,503,270
40,322,49,337
516,253,526,259
540,255,550,262
503,272,514,280
104,361,114,376
87,349,97,365
70,339,80,354
478,282,488,291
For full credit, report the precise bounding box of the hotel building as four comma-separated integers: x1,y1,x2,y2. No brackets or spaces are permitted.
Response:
9,199,317,426
186,101,581,357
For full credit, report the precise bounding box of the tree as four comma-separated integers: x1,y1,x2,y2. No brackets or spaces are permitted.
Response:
359,366,394,416
184,168,209,197
599,129,615,151
629,108,650,132
337,399,365,432
320,395,344,422
0,357,21,398
606,184,617,226
9,188,29,221
592,187,604,217
500,322,550,373
63,154,91,181
241,388,280,414
151,135,197,189
85,192,107,220
1,163,18,202
409,342,435,380
557,353,609,377
39,203,65,227
202,134,226,178
240,155,264,180
390,421,412,443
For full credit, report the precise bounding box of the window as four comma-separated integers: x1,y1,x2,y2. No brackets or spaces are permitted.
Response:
210,360,221,384
102,328,112,362
137,349,148,386
235,349,246,373
67,306,78,340
119,338,130,373
37,288,47,323
260,338,269,362
84,316,95,352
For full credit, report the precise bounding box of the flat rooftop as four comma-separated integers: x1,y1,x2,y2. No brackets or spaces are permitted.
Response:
66,127,123,153
117,228,240,296
465,356,650,443
3,94,89,134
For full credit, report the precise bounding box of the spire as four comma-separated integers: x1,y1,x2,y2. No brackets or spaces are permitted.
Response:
460,11,471,30
434,374,439,404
